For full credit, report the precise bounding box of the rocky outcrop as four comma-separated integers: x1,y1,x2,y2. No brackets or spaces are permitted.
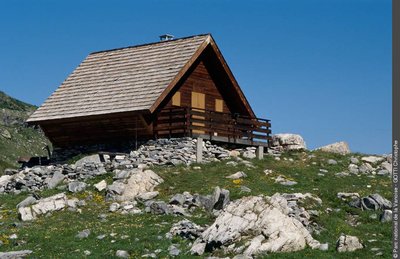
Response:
315,142,350,155
190,194,322,256
1,163,107,194
18,193,83,221
271,134,307,151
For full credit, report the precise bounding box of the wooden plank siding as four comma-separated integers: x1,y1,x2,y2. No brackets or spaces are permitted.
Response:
160,61,230,113
40,112,152,147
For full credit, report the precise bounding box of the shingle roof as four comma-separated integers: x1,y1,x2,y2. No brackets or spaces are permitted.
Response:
27,34,210,122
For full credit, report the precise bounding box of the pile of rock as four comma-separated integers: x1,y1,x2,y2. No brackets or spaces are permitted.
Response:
0,162,107,194
1,137,263,195
345,155,392,177
125,138,231,167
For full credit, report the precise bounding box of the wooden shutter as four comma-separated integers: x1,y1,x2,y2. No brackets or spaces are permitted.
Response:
191,92,205,109
215,99,223,112
172,92,181,106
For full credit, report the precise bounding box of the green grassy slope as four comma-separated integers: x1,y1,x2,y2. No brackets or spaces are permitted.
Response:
0,151,392,258
0,91,50,173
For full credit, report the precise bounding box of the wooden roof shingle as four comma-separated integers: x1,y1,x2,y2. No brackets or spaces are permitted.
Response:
27,34,210,122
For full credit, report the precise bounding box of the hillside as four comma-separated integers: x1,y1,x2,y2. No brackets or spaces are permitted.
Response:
0,91,50,173
0,138,392,258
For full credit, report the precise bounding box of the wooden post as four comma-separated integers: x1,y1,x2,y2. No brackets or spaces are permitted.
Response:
196,137,203,163
256,146,264,160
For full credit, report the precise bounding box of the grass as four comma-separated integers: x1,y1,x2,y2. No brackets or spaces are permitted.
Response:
0,150,392,258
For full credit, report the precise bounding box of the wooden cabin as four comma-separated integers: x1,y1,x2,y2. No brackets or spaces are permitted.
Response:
27,34,271,151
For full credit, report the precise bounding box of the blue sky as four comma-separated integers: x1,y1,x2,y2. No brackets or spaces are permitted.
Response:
0,0,391,154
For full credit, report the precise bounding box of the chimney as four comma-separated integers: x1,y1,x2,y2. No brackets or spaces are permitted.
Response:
159,34,174,41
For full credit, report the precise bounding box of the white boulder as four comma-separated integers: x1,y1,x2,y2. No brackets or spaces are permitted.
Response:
315,141,350,155
361,156,385,164
272,134,307,151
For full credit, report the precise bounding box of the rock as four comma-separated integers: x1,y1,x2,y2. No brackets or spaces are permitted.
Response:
271,133,307,151
94,180,107,191
18,207,35,221
232,255,252,259
46,170,65,189
108,169,163,201
348,164,359,174
168,245,181,256
212,186,230,210
350,157,359,164
336,234,363,252
192,194,321,256
226,161,238,167
337,192,360,201
359,163,374,174
169,193,185,205
109,203,120,212
380,161,392,172
68,181,87,193
275,175,297,186
361,156,384,164
377,169,390,176
264,169,273,175
240,186,252,193
327,159,338,165
115,250,130,258
190,241,206,255
315,141,350,155
319,243,329,251
380,210,392,222
76,229,91,239
16,196,37,208
1,129,11,139
226,171,247,179
75,154,101,167
0,175,12,188
242,150,256,159
0,250,33,258
147,201,169,215
361,194,392,210
107,182,126,196
114,170,131,180
136,191,159,201
168,219,205,240
361,197,379,210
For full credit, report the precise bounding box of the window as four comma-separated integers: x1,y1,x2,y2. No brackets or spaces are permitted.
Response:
215,99,223,112
172,91,181,106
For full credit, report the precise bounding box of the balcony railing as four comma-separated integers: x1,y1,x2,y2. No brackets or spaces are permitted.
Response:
154,107,272,147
